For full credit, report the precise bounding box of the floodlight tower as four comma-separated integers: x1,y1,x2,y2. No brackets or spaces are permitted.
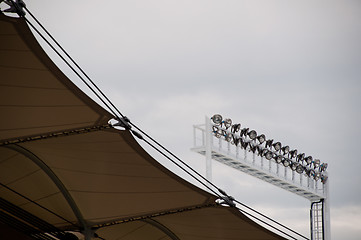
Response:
192,115,330,240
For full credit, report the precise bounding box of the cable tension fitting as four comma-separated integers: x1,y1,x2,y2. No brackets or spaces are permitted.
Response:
1,0,26,17
112,117,143,140
217,189,236,207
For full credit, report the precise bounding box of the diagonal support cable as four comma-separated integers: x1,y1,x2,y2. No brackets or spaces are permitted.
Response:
23,6,123,120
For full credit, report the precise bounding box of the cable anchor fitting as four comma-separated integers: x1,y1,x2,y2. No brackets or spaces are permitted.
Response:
112,117,143,140
218,195,236,208
1,0,26,17
113,116,131,130
217,188,236,207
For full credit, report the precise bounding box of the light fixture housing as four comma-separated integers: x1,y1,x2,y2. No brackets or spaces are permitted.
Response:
223,118,232,129
248,130,257,140
289,149,298,159
264,150,273,160
320,163,328,172
212,126,219,132
274,155,283,164
211,114,222,125
304,156,312,165
314,172,321,181
240,128,249,137
272,142,282,151
296,153,305,162
282,159,291,167
305,169,315,178
265,139,274,149
214,128,223,138
256,134,266,144
260,148,267,157
231,124,241,133
281,145,289,155
313,159,320,169
296,165,305,174
321,174,328,183
290,162,298,171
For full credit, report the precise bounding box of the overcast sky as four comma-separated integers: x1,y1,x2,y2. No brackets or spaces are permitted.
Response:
3,0,361,239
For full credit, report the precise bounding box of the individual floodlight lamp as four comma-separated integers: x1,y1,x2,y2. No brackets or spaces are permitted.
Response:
274,155,283,164
248,130,257,140
259,148,267,157
261,149,273,160
281,145,290,155
231,123,241,133
272,142,282,151
282,159,291,167
321,174,328,183
289,149,298,159
214,128,223,138
265,139,273,148
296,165,305,174
290,162,298,171
314,172,321,181
320,163,328,172
223,118,232,129
304,155,312,165
265,151,273,160
256,134,266,144
296,153,305,162
212,126,218,132
312,159,320,169
240,128,249,137
305,169,315,178
211,114,222,125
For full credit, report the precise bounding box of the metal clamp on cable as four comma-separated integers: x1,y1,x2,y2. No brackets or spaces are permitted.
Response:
217,188,236,207
1,0,26,17
112,116,131,130
218,196,236,208
112,117,143,140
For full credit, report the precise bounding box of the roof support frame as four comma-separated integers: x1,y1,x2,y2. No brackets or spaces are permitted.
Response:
93,202,217,229
142,218,180,240
3,144,87,232
0,124,112,146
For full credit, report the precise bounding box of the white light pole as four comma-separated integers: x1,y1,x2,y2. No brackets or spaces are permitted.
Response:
205,116,213,184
